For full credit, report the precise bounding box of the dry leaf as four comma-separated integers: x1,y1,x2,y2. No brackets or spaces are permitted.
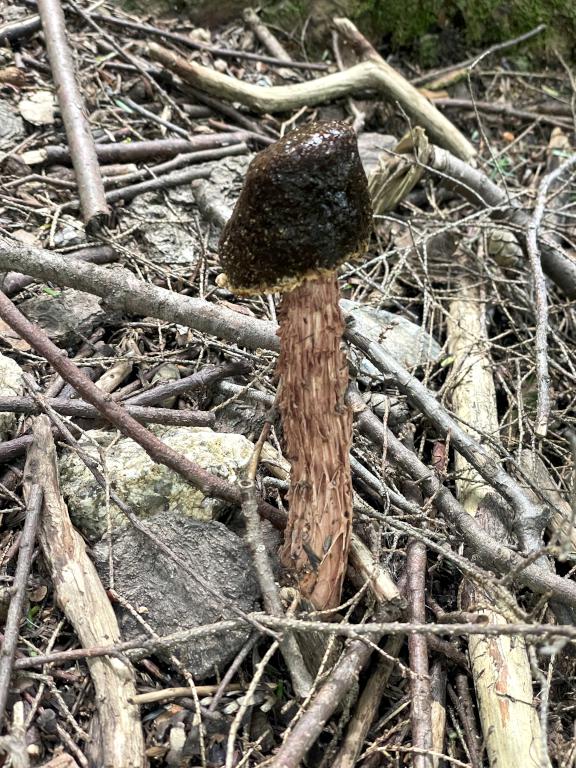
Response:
0,317,30,351
0,66,28,87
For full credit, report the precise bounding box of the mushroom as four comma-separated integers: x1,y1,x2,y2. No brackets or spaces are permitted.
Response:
219,121,372,610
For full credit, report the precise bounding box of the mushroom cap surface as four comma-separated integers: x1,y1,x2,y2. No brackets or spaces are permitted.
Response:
219,121,372,295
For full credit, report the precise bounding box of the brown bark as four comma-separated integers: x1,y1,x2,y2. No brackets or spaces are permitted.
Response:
278,273,353,610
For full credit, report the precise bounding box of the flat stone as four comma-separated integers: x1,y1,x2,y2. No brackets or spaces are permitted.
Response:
92,513,260,679
17,288,110,347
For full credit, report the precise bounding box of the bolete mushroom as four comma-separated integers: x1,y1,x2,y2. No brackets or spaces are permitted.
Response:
219,121,372,610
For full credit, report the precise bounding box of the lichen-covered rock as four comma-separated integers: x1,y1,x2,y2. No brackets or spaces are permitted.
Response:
0,353,25,440
58,426,254,541
92,513,260,679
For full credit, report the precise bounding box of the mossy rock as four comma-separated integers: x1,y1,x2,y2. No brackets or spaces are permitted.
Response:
118,0,574,62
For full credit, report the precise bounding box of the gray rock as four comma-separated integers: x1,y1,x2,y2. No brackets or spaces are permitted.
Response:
51,216,87,249
0,101,25,147
192,155,251,230
92,513,260,679
17,288,110,346
341,298,442,374
128,193,202,266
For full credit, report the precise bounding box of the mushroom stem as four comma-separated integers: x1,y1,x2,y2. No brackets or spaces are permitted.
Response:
278,273,353,610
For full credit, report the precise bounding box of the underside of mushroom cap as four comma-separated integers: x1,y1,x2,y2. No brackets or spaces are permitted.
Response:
219,121,372,295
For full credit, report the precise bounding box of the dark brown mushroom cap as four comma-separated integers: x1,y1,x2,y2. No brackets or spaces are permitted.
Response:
218,121,372,295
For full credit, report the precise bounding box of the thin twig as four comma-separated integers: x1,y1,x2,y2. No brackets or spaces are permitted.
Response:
0,485,42,728
410,24,547,84
403,483,433,767
525,152,576,436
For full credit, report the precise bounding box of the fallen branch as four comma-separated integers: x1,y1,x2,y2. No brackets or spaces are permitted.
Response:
76,163,213,208
146,42,476,161
525,152,576,435
0,485,42,728
0,244,118,298
12,614,576,671
433,97,574,130
243,8,294,65
0,237,279,352
402,472,433,768
0,13,41,45
0,396,215,427
101,142,247,190
23,417,145,767
37,0,109,230
22,133,248,167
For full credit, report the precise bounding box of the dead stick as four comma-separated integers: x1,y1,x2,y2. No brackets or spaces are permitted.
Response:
0,485,42,728
0,237,279,352
147,42,476,161
32,133,248,166
0,396,215,427
1,244,118,298
433,98,573,130
402,470,433,768
37,0,109,230
23,418,145,767
526,152,576,436
12,614,576,672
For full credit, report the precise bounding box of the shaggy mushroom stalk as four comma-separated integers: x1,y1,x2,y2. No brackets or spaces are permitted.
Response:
219,122,372,610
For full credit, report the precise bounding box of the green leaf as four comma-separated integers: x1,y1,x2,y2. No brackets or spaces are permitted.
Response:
42,286,61,297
